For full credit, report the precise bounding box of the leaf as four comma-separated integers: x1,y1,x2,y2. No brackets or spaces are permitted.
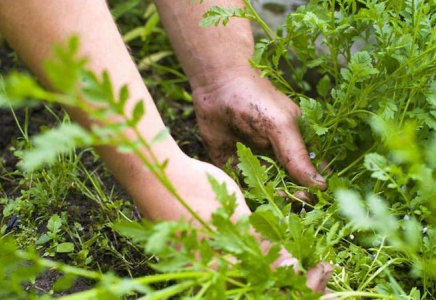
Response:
250,206,285,242
81,71,115,105
138,51,173,71
54,274,77,292
211,214,247,255
349,51,379,82
21,123,93,171
142,12,160,41
56,242,75,253
364,153,391,181
146,222,176,254
200,6,246,27
47,214,62,234
118,85,129,112
0,72,48,107
113,221,150,243
236,143,269,201
285,214,316,268
111,0,142,19
131,100,145,126
150,127,170,146
299,97,328,136
336,189,371,229
35,234,51,245
44,36,88,94
208,175,237,216
253,39,269,64
316,75,331,98
123,26,144,43
378,98,398,120
366,194,398,235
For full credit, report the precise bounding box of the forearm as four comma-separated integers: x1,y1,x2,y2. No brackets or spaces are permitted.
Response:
154,0,257,90
0,0,155,131
0,0,187,214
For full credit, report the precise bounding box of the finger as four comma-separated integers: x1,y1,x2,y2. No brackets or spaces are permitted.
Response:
258,239,299,271
306,262,333,292
271,247,300,273
269,120,327,191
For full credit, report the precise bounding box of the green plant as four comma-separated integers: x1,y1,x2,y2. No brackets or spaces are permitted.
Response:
1,0,436,299
36,214,75,256
0,36,318,299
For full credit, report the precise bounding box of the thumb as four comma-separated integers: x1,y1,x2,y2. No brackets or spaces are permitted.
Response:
306,262,333,292
269,119,327,191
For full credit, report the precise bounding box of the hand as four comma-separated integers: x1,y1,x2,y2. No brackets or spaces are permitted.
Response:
272,247,333,294
192,69,327,190
143,155,331,293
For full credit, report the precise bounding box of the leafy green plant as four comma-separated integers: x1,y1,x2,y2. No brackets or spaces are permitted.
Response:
0,36,318,300
36,214,75,256
1,0,436,299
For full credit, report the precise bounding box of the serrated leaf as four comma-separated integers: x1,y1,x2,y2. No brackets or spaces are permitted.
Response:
0,72,49,107
236,143,269,201
208,175,237,216
22,123,93,171
200,6,246,27
299,97,328,136
285,214,316,268
250,207,285,242
364,153,391,181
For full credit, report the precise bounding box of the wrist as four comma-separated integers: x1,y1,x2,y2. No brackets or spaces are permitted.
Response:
190,65,261,95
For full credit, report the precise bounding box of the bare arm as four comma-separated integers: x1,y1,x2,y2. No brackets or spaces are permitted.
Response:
155,0,327,189
0,0,248,221
0,1,330,291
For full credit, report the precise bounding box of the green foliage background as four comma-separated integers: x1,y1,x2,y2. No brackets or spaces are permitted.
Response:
1,0,436,299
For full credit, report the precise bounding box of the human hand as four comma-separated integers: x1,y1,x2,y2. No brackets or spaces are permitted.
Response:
192,69,327,190
143,155,331,293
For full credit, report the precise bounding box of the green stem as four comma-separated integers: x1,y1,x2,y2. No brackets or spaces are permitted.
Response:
321,291,400,300
17,251,102,280
137,281,197,300
57,272,208,300
243,0,276,40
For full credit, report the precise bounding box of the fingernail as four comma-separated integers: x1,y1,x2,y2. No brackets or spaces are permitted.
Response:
314,173,326,183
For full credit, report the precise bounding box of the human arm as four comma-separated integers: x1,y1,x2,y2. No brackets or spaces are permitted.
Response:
0,0,330,292
154,0,327,190
0,0,249,222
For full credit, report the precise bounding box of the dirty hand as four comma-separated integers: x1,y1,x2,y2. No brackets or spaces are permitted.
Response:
192,69,327,190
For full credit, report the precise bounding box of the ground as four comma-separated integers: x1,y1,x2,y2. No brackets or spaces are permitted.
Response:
0,40,205,295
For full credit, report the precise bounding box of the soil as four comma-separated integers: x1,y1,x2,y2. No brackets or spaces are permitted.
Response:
0,42,206,295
